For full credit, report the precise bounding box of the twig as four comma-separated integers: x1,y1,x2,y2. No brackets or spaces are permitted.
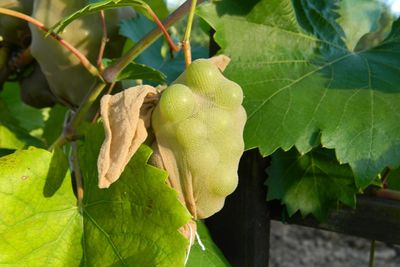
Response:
369,240,376,267
50,81,107,149
182,0,198,66
0,7,101,79
145,6,180,52
103,0,205,83
97,10,107,72
91,81,117,123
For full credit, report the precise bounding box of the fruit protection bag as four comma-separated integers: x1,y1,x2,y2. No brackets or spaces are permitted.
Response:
97,56,246,220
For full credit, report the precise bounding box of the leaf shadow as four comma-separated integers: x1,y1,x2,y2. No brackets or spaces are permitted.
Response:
43,147,69,197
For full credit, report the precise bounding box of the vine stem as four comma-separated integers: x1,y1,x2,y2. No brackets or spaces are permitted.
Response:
97,10,107,71
103,0,205,82
182,0,198,66
369,240,376,267
0,7,100,79
49,81,107,150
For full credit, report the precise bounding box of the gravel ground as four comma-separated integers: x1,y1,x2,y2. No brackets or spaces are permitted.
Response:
269,221,400,267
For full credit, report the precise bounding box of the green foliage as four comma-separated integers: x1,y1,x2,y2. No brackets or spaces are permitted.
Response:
186,222,231,267
0,148,82,266
78,124,191,266
198,0,400,190
0,124,199,266
0,82,45,132
49,0,148,34
102,58,166,82
267,147,357,220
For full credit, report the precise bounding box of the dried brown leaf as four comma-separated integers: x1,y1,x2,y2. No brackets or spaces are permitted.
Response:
97,85,158,188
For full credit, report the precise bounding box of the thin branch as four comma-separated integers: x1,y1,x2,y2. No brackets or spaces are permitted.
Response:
0,7,101,79
50,81,107,149
103,0,205,83
91,81,117,123
369,240,376,267
145,6,180,52
182,0,198,66
97,10,107,72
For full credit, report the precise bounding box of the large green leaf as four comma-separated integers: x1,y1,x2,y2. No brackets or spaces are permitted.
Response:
267,147,357,220
1,125,192,266
78,124,191,266
0,148,82,266
198,0,400,188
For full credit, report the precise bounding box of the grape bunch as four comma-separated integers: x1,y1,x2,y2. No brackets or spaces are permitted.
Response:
152,59,246,219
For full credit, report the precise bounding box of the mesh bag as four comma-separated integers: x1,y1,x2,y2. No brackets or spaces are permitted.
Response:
152,58,246,219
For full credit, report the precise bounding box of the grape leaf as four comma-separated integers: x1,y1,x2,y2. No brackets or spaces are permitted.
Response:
1,125,192,266
339,0,390,50
198,0,400,188
49,0,148,34
0,148,82,266
78,124,191,266
0,99,43,149
267,147,357,220
0,82,45,132
102,58,166,82
386,167,400,191
186,221,231,267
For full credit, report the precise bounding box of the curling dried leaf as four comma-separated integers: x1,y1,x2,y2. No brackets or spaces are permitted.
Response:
97,85,158,188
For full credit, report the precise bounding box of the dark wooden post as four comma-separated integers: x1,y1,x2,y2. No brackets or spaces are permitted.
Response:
206,150,271,266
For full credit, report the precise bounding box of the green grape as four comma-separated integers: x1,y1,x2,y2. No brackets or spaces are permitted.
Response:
186,143,219,178
200,107,234,136
159,84,196,122
176,117,208,148
195,194,225,219
208,167,238,197
214,78,244,109
185,59,224,95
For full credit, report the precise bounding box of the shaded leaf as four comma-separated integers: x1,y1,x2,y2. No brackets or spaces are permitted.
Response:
0,148,82,266
198,0,400,188
266,147,357,220
103,58,166,83
387,167,400,191
0,99,43,149
0,82,45,132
